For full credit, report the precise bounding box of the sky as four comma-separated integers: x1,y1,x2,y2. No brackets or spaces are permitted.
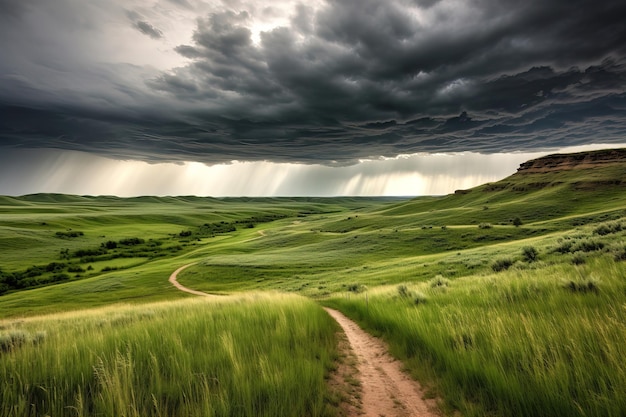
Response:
0,0,625,197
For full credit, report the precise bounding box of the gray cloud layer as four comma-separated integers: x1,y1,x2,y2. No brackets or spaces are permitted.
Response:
1,0,625,165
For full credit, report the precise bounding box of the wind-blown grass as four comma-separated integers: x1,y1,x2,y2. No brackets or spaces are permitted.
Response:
0,293,338,417
326,257,626,417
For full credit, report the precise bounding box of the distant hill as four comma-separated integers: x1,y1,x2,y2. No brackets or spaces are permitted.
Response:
382,148,626,224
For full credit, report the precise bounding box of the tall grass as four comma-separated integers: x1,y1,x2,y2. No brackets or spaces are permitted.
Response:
0,293,338,417
326,257,626,417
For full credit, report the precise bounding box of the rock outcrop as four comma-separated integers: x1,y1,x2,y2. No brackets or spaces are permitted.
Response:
517,148,626,173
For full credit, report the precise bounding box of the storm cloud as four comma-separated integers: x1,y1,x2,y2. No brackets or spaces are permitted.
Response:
1,0,625,165
134,20,164,39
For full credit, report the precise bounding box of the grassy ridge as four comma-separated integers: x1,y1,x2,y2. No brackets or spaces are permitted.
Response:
0,294,338,417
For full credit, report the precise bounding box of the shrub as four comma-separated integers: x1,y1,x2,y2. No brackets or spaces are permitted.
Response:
74,248,107,257
571,253,586,265
0,329,46,352
31,331,46,345
55,231,84,238
593,221,623,236
45,262,66,273
563,276,599,293
512,217,523,227
522,246,538,262
492,258,513,272
0,330,28,352
554,241,573,254
614,247,626,262
103,240,117,249
479,223,493,229
397,284,412,298
347,283,366,293
430,275,450,288
51,273,70,282
25,266,44,277
119,237,145,246
413,291,428,305
574,239,605,253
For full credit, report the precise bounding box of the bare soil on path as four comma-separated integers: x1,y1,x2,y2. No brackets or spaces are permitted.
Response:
167,264,439,416
168,263,214,297
324,308,440,417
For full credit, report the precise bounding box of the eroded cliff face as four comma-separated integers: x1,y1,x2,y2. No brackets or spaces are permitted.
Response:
517,149,626,173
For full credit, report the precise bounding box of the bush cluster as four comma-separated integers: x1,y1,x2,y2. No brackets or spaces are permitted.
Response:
491,258,513,272
593,221,623,236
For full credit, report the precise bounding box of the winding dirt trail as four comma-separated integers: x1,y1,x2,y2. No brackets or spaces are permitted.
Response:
168,263,214,297
168,264,438,416
325,308,439,417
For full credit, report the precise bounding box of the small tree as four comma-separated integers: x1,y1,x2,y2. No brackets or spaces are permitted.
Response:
513,217,523,227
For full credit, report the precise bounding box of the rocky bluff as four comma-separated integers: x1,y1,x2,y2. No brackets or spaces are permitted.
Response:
517,148,626,173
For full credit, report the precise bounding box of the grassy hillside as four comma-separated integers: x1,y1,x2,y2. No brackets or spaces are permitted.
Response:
0,196,396,313
1,149,626,417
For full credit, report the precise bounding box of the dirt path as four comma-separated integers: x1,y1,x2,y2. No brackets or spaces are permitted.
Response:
324,308,439,417
168,263,214,297
167,265,438,416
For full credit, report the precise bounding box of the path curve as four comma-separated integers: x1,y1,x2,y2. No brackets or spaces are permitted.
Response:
167,265,438,416
324,308,439,417
168,263,214,297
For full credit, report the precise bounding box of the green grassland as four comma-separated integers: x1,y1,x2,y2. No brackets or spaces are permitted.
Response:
1,152,626,416
1,294,339,417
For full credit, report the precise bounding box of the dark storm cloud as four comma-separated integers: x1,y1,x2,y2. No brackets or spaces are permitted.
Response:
133,20,164,39
1,0,625,165
0,0,27,18
166,0,193,9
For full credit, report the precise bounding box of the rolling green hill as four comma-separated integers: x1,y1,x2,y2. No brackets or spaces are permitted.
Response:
1,149,625,312
1,148,626,417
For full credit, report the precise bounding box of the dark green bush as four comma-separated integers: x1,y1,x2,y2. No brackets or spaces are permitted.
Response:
55,231,84,238
574,239,605,252
563,278,599,293
492,258,513,272
119,237,145,246
522,246,538,262
554,241,573,254
103,240,118,249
